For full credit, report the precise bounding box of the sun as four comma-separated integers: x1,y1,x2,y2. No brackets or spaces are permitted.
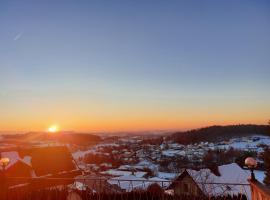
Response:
47,125,59,133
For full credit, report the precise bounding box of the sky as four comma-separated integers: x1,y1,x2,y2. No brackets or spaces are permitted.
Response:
0,0,269,132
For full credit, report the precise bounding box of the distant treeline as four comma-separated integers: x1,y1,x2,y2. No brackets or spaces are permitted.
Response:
167,125,270,144
2,132,102,146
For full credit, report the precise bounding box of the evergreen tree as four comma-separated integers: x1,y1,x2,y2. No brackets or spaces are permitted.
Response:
264,121,270,185
263,148,270,185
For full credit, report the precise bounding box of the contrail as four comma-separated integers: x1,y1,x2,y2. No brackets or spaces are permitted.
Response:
13,32,24,41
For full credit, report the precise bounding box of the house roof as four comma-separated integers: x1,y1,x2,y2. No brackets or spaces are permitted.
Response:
169,163,251,199
1,146,77,177
26,146,76,176
0,151,32,170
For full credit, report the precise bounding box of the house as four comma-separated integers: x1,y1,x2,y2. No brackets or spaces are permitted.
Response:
23,146,78,177
169,163,251,199
168,170,204,197
1,146,81,189
0,151,34,178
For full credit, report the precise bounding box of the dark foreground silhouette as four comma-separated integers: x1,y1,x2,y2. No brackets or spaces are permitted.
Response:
7,188,248,200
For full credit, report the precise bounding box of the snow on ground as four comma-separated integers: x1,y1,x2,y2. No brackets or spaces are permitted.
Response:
72,143,120,159
101,169,147,178
162,150,179,157
216,135,270,152
72,149,96,159
71,181,88,191
118,164,148,171
157,172,177,180
108,175,170,191
162,150,185,157
118,165,132,170
108,175,146,191
135,160,159,171
95,143,120,148
118,160,159,172
148,177,171,187
109,165,178,180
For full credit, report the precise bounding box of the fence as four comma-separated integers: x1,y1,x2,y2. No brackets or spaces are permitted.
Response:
1,176,252,200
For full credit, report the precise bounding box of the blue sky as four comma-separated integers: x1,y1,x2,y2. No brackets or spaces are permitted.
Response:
0,0,269,131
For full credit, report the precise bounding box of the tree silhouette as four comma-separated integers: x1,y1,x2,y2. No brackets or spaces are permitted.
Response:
264,120,270,185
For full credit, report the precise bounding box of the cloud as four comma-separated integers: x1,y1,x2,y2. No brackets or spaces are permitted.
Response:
13,32,24,41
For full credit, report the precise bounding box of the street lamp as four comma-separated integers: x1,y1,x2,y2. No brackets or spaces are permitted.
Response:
0,157,10,171
0,157,10,200
245,157,257,181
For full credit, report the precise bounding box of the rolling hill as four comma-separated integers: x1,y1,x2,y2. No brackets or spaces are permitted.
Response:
167,124,270,144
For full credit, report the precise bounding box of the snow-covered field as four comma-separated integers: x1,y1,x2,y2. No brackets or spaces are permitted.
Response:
216,135,270,151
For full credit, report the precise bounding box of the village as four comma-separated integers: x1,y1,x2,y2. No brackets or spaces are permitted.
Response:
0,133,269,199
73,134,269,177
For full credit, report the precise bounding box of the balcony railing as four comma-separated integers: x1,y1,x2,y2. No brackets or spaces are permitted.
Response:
0,176,252,200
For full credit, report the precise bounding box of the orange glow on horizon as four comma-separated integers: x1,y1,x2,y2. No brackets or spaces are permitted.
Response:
0,109,268,133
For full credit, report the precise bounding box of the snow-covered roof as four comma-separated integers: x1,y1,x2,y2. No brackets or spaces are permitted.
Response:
217,163,249,184
162,150,180,157
183,163,251,199
0,151,32,170
157,172,178,180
